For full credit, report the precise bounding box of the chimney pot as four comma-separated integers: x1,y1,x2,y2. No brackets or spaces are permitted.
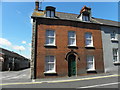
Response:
35,0,39,11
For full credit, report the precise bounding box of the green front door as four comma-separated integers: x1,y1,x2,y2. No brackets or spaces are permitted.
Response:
68,54,76,77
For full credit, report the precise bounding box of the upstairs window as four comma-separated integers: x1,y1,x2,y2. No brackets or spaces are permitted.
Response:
45,30,55,46
68,31,76,46
79,6,91,22
111,31,117,40
46,10,55,17
83,15,90,21
113,48,119,63
46,6,56,18
85,32,93,47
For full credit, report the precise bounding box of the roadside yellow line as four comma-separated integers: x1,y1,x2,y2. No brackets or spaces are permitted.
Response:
47,74,120,83
0,81,42,86
1,74,120,86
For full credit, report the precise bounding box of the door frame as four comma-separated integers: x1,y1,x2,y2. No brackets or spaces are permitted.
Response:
68,53,77,77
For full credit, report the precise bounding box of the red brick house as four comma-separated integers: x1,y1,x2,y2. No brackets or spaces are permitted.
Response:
31,1,104,79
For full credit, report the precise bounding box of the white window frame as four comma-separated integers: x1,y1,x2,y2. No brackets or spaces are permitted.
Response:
86,56,95,71
44,56,56,73
113,48,119,63
68,31,76,46
45,30,55,46
85,32,93,47
111,31,118,41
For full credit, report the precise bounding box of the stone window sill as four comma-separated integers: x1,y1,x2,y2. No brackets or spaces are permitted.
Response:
113,62,120,65
85,46,95,49
44,44,57,48
87,69,96,72
68,46,78,49
111,39,118,42
44,71,57,74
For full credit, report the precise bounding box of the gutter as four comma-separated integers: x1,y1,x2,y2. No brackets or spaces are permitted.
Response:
31,16,120,28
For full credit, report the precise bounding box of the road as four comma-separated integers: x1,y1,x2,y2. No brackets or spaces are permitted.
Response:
1,72,120,89
0,68,31,84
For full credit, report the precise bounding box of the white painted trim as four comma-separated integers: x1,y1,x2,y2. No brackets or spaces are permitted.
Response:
85,45,94,48
44,71,57,74
68,31,76,46
45,30,56,46
44,44,56,46
85,32,94,47
111,39,118,42
113,48,119,63
86,56,95,71
45,55,56,73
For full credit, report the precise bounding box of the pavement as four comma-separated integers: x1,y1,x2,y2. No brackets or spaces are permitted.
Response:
0,70,119,84
34,72,119,82
0,69,120,88
0,68,119,83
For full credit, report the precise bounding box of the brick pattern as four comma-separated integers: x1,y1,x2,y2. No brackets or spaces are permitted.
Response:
35,18,104,78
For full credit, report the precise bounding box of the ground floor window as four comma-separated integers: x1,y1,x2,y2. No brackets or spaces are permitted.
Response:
113,48,119,63
45,56,56,73
86,56,95,71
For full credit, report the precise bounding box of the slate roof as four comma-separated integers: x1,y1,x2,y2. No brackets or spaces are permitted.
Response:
0,48,28,60
32,10,120,27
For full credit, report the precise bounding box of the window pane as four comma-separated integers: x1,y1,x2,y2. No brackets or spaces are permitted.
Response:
71,39,75,45
68,31,76,46
68,31,75,37
113,49,118,62
49,64,54,70
113,49,117,56
85,33,91,39
49,38,54,44
46,66,49,71
49,30,54,36
83,15,86,21
69,38,75,45
88,56,93,62
46,30,55,45
85,33,93,46
51,11,54,17
46,38,49,44
46,10,50,17
87,63,93,69
113,57,117,62
50,56,54,62
86,40,91,46
46,30,49,36
85,16,89,21
87,56,94,70
45,56,55,72
46,30,54,36
111,32,116,39
83,15,89,21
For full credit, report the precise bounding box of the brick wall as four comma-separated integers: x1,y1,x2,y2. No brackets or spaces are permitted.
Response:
35,18,104,78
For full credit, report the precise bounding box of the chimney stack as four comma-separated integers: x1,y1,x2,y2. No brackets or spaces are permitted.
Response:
80,6,91,14
35,0,39,11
